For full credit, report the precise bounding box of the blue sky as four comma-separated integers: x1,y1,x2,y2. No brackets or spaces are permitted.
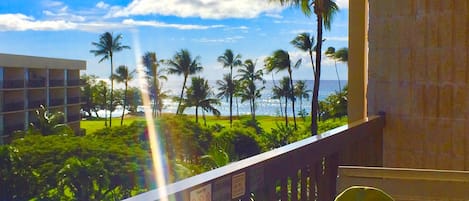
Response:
0,0,349,84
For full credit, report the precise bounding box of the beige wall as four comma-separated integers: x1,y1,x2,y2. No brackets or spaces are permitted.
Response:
367,0,469,170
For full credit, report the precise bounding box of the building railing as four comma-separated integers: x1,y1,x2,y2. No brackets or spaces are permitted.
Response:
67,97,81,104
3,102,24,112
28,79,46,88
122,115,385,201
49,98,64,106
49,79,64,87
2,80,24,88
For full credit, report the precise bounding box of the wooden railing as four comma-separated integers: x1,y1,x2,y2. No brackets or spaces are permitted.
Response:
123,115,385,201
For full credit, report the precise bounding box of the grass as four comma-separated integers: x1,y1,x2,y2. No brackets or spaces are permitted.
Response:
81,113,340,135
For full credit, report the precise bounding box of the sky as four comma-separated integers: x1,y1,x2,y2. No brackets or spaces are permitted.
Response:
0,0,349,86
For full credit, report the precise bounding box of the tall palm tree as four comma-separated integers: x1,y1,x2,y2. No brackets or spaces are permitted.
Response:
182,77,220,123
142,52,167,117
325,47,341,91
90,32,130,127
216,73,235,117
272,77,292,127
217,49,242,127
294,80,311,120
112,65,134,125
265,50,301,130
166,49,203,115
238,59,265,120
277,0,339,135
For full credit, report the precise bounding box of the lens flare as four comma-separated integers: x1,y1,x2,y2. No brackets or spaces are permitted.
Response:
131,30,169,201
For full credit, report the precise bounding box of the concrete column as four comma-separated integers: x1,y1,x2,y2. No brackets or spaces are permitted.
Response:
348,0,368,123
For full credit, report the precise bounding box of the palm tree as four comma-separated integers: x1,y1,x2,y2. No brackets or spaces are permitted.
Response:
265,50,301,130
216,74,235,118
166,49,203,115
272,77,292,127
182,77,220,123
277,0,339,135
112,65,134,125
294,80,311,120
142,52,167,117
238,59,265,120
217,49,242,127
90,32,130,127
325,47,341,91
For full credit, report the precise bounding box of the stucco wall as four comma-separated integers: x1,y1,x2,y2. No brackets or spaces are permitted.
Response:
367,0,469,170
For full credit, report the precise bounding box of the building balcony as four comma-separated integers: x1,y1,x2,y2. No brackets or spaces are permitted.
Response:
2,80,24,89
67,97,81,104
67,80,80,86
4,123,25,135
27,79,46,88
49,79,64,87
49,98,64,106
123,116,385,201
3,102,24,112
28,100,45,109
67,114,81,122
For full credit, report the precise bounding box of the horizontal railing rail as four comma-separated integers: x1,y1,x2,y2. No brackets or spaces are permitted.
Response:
67,80,80,86
28,79,46,87
123,115,385,201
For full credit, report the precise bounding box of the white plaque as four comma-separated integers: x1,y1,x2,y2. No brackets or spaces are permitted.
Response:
190,184,211,201
231,172,246,199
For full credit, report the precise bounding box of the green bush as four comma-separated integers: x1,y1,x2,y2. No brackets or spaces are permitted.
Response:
213,127,261,160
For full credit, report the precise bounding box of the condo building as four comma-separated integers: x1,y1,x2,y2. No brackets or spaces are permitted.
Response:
0,53,86,144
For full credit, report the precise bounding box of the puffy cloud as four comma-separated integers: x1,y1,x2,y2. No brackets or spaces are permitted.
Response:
96,1,110,9
336,0,349,9
193,36,244,43
43,6,86,22
107,0,283,19
0,13,76,31
122,19,225,30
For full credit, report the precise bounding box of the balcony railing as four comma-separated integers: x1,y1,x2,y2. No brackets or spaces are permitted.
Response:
49,98,64,106
67,97,81,104
67,80,80,86
3,102,24,112
28,79,46,88
2,80,24,89
123,115,385,201
49,80,64,87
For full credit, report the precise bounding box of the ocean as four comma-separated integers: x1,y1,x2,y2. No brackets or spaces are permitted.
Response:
161,80,347,117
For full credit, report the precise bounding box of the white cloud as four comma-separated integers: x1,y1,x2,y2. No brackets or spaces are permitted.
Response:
324,36,348,42
265,13,283,19
193,36,244,43
122,19,225,30
96,1,110,9
106,0,283,19
336,0,349,9
43,6,86,22
42,0,64,8
0,14,76,31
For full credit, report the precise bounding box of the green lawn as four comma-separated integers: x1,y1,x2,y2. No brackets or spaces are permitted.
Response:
81,114,320,135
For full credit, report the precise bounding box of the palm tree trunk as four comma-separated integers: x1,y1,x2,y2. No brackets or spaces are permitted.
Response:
284,96,288,127
334,60,341,91
236,97,239,118
177,76,187,115
203,110,207,126
272,73,283,117
195,105,199,123
288,69,297,130
120,82,127,125
311,12,323,136
109,56,114,127
229,71,233,128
